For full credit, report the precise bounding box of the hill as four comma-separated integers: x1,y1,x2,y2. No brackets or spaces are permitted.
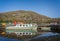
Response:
0,10,53,24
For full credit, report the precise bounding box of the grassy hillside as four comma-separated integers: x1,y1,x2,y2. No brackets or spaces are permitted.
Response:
0,10,57,24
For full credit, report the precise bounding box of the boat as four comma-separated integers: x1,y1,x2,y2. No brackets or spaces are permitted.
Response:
5,23,38,36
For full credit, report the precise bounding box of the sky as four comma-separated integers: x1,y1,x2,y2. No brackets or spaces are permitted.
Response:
0,0,60,18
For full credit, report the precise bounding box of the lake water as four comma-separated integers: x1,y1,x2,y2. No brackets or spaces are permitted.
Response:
0,32,60,41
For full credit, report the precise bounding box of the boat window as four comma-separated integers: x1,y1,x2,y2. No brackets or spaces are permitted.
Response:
23,25,25,26
20,33,22,35
17,33,19,34
29,33,32,35
29,33,31,35
26,24,28,26
26,33,28,34
25,24,28,27
23,33,24,34
20,25,22,27
26,24,30,27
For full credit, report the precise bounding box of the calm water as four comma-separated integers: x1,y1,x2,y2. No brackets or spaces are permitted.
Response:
0,32,60,41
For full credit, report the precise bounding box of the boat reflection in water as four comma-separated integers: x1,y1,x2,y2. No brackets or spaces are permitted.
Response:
5,23,38,39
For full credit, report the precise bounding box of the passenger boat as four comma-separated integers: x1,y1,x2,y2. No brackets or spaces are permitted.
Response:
5,23,38,36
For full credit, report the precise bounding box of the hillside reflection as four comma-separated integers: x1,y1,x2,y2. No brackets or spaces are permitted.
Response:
0,32,60,41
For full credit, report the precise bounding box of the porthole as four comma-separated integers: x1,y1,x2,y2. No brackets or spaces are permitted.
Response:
26,24,28,26
29,33,31,35
17,33,19,35
16,33,18,34
23,33,25,35
26,33,28,35
20,25,22,26
20,33,22,35
23,25,25,26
